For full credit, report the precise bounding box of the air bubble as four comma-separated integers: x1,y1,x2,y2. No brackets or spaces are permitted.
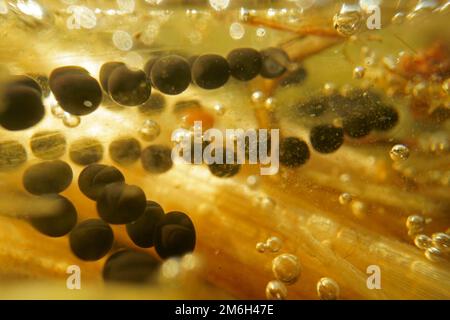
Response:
353,66,365,79
351,200,367,219
333,4,362,36
414,234,432,250
259,196,276,211
317,277,340,300
323,82,336,96
139,119,161,141
51,104,65,119
266,8,276,18
340,173,351,183
229,22,245,40
264,97,276,111
213,103,226,116
209,0,230,11
406,215,425,233
390,144,410,161
256,242,266,253
272,253,301,285
265,280,288,300
266,236,282,253
256,28,266,37
246,175,260,189
431,232,450,252
113,30,133,51
251,91,265,103
425,247,444,262
62,112,81,128
161,258,180,279
180,253,199,271
338,192,352,205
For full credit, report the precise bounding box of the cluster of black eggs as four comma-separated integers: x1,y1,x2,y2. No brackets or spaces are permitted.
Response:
27,46,289,121
293,90,399,139
1,47,292,184
95,46,290,110
278,89,400,167
19,157,196,283
0,46,292,177
78,163,196,280
142,47,290,95
90,47,287,107
0,46,285,130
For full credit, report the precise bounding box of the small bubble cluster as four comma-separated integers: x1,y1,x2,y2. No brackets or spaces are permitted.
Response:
256,236,283,253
